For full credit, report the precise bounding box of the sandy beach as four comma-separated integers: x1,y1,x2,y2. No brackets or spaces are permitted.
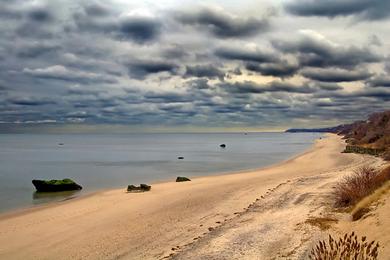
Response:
0,134,388,259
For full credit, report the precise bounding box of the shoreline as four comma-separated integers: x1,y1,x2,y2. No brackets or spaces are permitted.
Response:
0,134,321,219
0,133,373,259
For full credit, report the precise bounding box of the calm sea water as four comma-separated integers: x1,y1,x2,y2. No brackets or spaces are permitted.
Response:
0,132,321,213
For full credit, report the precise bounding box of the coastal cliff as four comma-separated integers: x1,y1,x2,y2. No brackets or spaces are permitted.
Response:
287,110,390,160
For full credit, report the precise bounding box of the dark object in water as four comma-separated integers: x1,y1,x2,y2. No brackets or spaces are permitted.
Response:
58,143,64,145
177,156,184,160
220,144,226,148
127,184,151,192
176,176,191,182
32,179,82,192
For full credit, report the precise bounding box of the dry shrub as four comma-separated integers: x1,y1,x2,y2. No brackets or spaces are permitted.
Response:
334,166,390,208
309,232,379,260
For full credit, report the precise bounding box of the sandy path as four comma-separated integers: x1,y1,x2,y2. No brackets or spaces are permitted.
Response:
171,158,383,259
0,134,370,259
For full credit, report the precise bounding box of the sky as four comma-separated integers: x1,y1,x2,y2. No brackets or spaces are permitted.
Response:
1,0,390,132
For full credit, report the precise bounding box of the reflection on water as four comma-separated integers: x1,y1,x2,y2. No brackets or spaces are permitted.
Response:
32,190,81,205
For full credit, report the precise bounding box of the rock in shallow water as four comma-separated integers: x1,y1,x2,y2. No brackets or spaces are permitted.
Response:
176,176,191,182
127,184,151,192
32,179,82,192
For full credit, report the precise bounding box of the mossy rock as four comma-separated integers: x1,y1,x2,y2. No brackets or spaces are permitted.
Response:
32,179,82,192
127,184,151,192
176,176,191,182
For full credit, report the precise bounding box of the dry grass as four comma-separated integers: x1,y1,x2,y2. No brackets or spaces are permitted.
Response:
334,166,390,208
305,217,338,230
309,232,379,260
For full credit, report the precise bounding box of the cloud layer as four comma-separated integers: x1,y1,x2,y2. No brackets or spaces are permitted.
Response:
0,0,389,131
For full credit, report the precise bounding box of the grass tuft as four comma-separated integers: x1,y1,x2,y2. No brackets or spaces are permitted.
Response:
309,232,379,260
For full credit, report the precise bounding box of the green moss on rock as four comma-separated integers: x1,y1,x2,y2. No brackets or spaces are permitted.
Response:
32,179,82,192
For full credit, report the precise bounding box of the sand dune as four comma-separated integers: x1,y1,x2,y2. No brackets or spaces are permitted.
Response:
0,134,386,259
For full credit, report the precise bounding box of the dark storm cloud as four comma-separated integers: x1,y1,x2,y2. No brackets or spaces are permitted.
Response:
301,68,372,82
0,2,53,22
285,0,390,21
366,75,390,87
72,5,161,44
315,87,390,101
245,62,299,77
175,8,269,38
184,65,225,80
117,16,161,43
8,97,56,106
28,5,53,22
358,89,390,100
126,60,178,79
273,36,381,69
215,47,278,63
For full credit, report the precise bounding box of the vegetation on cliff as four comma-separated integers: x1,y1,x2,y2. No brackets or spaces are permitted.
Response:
287,110,390,160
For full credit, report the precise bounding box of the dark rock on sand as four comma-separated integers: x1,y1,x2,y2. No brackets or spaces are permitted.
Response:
127,184,151,192
176,176,191,182
32,179,82,192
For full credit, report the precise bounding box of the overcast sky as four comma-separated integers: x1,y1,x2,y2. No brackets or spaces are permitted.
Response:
1,0,390,132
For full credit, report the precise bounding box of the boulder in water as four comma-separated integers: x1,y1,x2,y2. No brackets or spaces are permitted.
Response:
127,184,151,192
176,176,191,182
220,144,226,148
177,156,184,160
32,179,82,192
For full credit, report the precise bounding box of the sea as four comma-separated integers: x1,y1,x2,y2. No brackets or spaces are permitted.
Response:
0,132,322,213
